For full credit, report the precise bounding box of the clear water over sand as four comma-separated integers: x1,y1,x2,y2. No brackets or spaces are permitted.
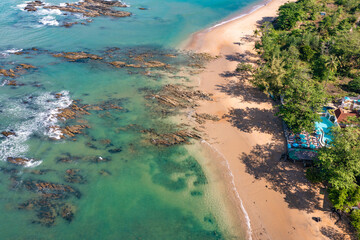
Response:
0,0,257,239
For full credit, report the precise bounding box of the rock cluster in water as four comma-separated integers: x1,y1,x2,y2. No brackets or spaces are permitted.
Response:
18,180,81,226
142,129,201,146
22,0,131,27
194,113,220,124
64,169,87,184
7,157,32,166
0,63,36,86
0,46,216,228
146,84,213,109
1,131,16,137
53,52,103,61
56,153,111,164
49,98,125,139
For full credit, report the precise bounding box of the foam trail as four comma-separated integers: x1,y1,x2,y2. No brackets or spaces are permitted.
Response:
206,0,271,32
0,48,23,58
201,140,253,240
0,91,72,165
39,16,59,26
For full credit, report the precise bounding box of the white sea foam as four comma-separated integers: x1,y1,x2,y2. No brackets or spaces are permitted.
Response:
207,1,270,32
36,8,63,16
5,48,23,53
16,2,29,11
16,1,64,27
35,90,72,139
201,140,253,240
39,15,59,26
0,91,72,166
24,159,43,168
0,48,23,58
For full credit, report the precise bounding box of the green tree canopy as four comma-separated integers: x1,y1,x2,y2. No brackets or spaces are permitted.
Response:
276,2,306,30
313,127,360,210
348,77,360,93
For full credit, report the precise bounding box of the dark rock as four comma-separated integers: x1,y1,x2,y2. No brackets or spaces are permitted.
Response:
63,22,78,28
109,61,126,68
60,203,75,222
108,148,122,153
1,131,16,137
7,157,31,166
18,64,36,69
99,169,111,176
64,169,86,184
53,52,103,61
23,180,82,199
142,129,202,146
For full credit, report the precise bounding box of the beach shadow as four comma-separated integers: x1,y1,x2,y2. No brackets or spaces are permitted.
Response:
219,71,239,78
224,51,258,64
216,79,270,103
320,226,357,240
224,107,282,138
239,143,323,213
256,17,276,27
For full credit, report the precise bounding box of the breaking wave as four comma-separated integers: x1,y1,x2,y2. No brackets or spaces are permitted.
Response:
0,91,72,165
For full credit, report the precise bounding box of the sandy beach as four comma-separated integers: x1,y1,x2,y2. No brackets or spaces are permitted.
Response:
184,0,352,239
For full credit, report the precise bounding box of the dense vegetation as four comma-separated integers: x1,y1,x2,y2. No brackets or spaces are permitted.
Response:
249,0,360,235
252,0,360,132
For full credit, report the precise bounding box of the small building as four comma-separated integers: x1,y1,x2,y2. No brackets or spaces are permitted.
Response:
334,108,359,127
288,149,318,166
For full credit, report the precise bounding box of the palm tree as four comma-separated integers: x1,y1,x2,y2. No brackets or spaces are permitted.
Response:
324,55,339,89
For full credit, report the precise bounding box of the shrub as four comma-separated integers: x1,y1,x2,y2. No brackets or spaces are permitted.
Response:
236,63,253,72
276,2,306,30
300,45,315,61
351,210,360,234
347,78,360,93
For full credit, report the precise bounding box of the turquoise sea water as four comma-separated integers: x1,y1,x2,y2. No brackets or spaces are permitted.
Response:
0,0,258,239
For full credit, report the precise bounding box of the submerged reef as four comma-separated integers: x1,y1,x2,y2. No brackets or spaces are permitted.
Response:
0,45,217,230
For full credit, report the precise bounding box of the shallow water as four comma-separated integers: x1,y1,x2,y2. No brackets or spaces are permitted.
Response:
0,0,258,239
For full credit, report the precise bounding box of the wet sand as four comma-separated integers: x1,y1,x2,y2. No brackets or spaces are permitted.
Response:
183,0,351,239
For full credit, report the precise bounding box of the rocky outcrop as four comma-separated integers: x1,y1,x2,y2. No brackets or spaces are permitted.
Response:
109,61,126,68
108,148,122,153
194,113,220,124
23,0,131,28
57,103,90,120
144,60,168,68
61,125,89,137
0,69,16,77
23,0,44,12
146,84,213,109
6,80,19,86
56,153,111,164
1,131,16,137
99,169,111,176
64,169,86,184
19,198,76,226
24,180,81,199
53,52,103,61
18,64,36,69
7,157,31,166
0,63,36,79
60,203,75,222
142,129,201,146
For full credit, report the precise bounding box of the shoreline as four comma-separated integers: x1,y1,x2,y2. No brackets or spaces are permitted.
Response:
183,0,350,239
